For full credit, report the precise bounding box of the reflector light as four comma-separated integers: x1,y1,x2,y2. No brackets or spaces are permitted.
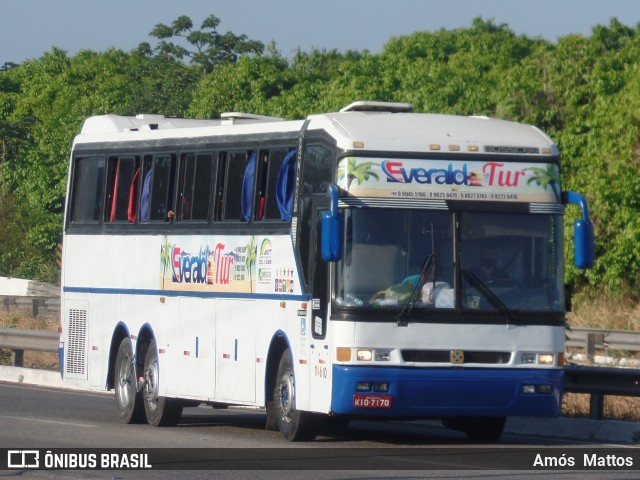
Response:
337,347,351,362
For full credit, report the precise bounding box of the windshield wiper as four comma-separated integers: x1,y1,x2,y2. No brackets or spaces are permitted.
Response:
397,223,438,327
462,270,515,324
396,253,437,327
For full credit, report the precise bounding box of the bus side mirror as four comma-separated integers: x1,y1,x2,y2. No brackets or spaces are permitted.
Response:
563,191,595,269
321,184,343,262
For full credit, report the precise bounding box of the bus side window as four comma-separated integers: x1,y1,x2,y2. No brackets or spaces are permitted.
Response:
256,148,296,221
213,152,226,221
69,156,105,223
254,150,270,221
141,153,176,222
176,152,214,222
222,150,253,221
274,149,297,221
104,155,140,223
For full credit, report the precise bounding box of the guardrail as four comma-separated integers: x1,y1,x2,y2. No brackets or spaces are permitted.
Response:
563,365,640,420
0,328,58,367
566,326,640,362
1,326,640,422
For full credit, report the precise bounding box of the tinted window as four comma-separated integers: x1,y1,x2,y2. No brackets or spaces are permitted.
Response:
141,154,176,222
70,156,105,223
104,156,141,223
177,152,214,221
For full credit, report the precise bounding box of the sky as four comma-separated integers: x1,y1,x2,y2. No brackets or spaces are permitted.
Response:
1,0,640,65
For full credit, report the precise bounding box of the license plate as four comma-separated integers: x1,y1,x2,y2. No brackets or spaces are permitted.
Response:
353,394,392,408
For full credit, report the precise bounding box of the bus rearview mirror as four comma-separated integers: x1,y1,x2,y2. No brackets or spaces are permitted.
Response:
563,191,595,269
321,184,343,262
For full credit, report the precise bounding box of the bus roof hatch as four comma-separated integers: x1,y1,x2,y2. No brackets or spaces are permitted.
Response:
339,101,414,113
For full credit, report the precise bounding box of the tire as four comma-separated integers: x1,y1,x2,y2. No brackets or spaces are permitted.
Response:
142,339,182,427
444,416,505,442
114,337,144,424
274,349,317,441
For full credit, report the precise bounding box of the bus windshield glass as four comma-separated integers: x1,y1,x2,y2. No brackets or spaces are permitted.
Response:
334,209,564,314
459,211,564,313
335,209,455,309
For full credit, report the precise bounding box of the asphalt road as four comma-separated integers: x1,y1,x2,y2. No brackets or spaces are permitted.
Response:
0,382,638,479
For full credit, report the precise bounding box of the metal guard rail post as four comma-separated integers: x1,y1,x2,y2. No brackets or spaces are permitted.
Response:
0,328,59,367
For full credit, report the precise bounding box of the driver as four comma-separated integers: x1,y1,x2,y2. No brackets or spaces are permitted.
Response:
471,246,508,282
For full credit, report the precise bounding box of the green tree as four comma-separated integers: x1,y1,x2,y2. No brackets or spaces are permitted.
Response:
139,14,264,73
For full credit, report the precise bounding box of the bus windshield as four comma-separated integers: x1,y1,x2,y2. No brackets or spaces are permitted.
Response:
334,209,564,314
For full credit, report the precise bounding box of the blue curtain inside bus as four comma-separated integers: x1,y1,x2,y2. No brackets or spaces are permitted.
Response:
241,152,257,221
276,150,297,221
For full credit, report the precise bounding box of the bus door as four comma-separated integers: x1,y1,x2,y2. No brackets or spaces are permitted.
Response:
308,202,331,412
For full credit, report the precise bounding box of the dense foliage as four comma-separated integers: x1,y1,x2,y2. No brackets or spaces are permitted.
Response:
1,16,639,298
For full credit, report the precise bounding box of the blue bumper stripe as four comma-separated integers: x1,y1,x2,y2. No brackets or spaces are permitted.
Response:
332,365,562,418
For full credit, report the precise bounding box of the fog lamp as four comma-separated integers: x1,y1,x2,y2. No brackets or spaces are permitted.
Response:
357,382,372,392
535,384,553,394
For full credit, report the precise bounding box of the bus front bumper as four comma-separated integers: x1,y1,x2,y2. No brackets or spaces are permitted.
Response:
331,365,562,418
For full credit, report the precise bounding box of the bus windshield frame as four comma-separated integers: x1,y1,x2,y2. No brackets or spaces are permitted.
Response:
332,207,565,319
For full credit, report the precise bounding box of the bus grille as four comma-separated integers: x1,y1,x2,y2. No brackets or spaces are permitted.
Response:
401,350,511,364
66,308,87,375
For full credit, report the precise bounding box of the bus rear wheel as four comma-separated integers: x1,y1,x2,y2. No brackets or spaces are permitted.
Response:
114,337,144,423
142,339,182,427
274,349,317,441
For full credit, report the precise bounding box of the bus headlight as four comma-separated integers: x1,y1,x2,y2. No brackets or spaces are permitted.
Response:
357,349,372,361
374,349,391,361
356,349,392,362
520,352,556,365
538,354,554,365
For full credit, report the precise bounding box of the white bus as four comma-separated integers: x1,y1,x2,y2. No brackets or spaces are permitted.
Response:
60,101,593,441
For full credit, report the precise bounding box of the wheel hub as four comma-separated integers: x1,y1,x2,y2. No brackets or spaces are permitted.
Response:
279,370,295,420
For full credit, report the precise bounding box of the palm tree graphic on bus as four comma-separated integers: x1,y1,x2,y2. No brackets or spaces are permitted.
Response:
523,164,561,202
160,238,171,290
245,236,256,293
338,157,380,192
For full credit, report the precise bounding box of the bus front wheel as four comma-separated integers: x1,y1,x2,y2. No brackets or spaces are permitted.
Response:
142,339,182,427
114,337,144,423
274,349,317,441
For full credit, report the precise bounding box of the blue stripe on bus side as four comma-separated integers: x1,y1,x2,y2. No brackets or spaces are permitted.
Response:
63,285,310,302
